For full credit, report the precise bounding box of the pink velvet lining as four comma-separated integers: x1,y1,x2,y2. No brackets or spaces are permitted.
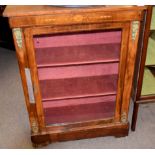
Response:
34,31,121,48
38,63,119,80
43,95,116,125
33,30,121,125
35,43,120,67
43,95,116,108
40,75,118,101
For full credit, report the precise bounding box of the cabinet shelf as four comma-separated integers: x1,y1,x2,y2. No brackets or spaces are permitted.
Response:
37,62,119,80
34,31,121,48
43,95,116,125
37,63,118,101
35,43,120,68
40,74,118,101
34,30,121,68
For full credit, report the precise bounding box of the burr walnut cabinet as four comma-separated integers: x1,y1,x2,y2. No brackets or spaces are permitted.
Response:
3,5,147,147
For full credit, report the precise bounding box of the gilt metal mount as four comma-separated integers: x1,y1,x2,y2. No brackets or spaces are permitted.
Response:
132,21,139,40
13,28,22,48
121,112,127,123
31,118,39,134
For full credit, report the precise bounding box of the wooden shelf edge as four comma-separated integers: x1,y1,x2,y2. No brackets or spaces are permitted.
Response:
42,92,117,102
37,59,120,68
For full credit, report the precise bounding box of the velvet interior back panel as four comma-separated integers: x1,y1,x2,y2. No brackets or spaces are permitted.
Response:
33,30,122,125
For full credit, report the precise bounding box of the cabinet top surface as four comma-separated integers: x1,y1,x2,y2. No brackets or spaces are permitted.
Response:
3,5,147,17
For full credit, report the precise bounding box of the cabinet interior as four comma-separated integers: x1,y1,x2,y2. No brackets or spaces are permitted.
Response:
33,29,122,125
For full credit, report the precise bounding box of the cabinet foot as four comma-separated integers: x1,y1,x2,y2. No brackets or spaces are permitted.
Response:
31,134,51,148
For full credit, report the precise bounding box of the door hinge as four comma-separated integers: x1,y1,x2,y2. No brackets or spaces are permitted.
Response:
13,28,22,48
25,68,35,103
132,21,139,40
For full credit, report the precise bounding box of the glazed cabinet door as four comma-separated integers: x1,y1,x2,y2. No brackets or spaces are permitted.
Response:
22,22,137,131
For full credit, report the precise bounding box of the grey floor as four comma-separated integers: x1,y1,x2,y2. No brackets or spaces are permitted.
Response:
0,47,155,149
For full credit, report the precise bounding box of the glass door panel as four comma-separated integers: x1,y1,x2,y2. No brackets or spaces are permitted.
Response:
33,29,122,125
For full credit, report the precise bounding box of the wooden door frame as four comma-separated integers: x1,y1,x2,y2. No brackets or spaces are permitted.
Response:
23,22,134,131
